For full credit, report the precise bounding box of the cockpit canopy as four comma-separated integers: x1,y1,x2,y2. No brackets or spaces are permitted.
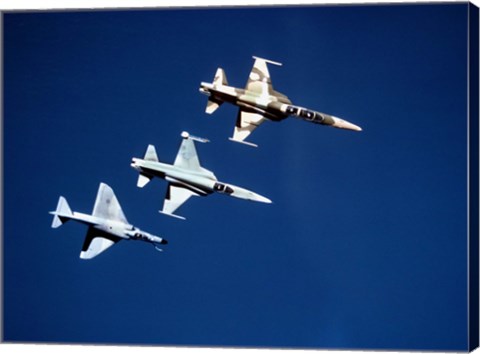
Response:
286,105,325,123
214,182,234,194
286,105,299,115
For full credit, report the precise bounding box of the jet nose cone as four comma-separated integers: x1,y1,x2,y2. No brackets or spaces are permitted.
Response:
229,185,273,204
331,116,363,132
252,194,272,204
160,239,168,245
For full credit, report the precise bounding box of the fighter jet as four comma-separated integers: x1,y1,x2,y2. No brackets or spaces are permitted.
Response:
49,183,167,259
199,56,362,147
131,131,272,220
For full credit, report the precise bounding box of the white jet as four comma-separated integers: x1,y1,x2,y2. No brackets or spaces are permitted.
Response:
50,183,167,259
131,131,272,220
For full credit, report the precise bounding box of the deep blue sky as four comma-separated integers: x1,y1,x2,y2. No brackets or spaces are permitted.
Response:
3,3,471,351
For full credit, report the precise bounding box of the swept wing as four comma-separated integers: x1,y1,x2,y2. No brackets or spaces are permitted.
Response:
174,135,203,171
80,227,121,259
92,183,128,224
159,133,213,219
230,109,266,147
232,57,291,146
245,56,281,95
160,184,200,219
173,133,215,178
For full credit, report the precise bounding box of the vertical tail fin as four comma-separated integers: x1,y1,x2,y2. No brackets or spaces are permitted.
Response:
130,145,157,188
50,196,72,228
205,68,227,114
144,144,159,162
136,145,157,188
213,68,228,86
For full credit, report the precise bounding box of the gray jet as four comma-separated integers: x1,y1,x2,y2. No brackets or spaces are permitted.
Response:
50,183,167,259
131,131,272,220
200,56,362,147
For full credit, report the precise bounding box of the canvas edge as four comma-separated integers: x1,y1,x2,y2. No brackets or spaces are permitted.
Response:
468,1,480,352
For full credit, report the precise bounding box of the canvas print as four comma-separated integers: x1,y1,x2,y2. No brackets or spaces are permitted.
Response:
2,2,479,351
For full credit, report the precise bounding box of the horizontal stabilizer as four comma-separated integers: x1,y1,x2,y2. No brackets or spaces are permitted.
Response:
144,144,159,162
206,98,223,114
137,173,152,188
50,196,72,228
51,214,65,229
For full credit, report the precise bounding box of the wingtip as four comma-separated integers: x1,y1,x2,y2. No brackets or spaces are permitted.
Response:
159,210,186,220
182,132,210,143
79,252,91,260
228,137,258,148
252,55,282,66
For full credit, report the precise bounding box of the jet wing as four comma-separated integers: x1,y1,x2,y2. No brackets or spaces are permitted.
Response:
174,137,202,171
92,183,128,224
80,227,121,259
161,184,200,219
173,133,216,178
245,56,282,96
230,109,267,147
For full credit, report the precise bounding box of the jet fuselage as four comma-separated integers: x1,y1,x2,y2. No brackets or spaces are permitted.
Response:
50,183,168,259
200,82,291,122
131,157,271,203
60,211,164,244
131,158,216,196
200,70,362,132
62,211,131,234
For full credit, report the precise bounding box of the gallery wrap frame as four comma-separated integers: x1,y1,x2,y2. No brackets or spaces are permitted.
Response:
1,1,479,352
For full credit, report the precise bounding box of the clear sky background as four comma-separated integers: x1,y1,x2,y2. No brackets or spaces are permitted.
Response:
3,3,471,351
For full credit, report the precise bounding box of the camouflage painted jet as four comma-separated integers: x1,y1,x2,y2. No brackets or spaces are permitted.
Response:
199,56,362,147
50,183,167,259
131,131,272,220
